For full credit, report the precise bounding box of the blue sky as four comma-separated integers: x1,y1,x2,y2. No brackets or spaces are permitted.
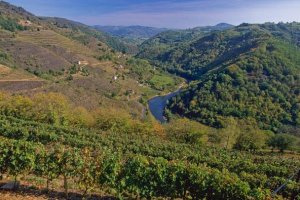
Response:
5,0,300,28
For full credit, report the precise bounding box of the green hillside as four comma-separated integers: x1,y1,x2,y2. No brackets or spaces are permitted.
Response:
94,25,169,45
138,23,300,132
173,26,299,131
137,23,233,65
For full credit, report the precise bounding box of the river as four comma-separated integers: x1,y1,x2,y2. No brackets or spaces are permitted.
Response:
148,89,181,123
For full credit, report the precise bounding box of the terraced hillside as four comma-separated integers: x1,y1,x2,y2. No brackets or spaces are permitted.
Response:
0,62,44,92
42,17,137,54
0,1,179,117
18,30,95,56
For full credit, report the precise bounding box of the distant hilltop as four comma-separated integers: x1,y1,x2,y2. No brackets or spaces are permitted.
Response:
94,25,170,40
94,23,234,44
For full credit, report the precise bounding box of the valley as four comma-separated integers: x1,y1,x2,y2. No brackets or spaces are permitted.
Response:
0,1,299,200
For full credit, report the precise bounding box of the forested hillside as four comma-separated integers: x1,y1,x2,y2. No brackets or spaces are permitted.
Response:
137,23,233,64
94,25,169,43
138,23,300,132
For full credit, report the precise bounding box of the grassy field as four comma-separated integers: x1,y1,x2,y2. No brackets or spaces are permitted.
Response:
149,74,176,90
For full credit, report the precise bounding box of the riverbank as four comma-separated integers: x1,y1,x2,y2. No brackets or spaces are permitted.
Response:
148,82,186,123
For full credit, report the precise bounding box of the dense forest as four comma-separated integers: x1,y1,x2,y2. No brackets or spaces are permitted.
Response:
138,23,300,133
137,23,232,64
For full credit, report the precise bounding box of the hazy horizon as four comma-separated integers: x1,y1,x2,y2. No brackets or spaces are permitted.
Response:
5,0,300,29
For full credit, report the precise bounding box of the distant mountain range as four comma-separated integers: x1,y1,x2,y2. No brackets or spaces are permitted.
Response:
94,25,170,40
94,23,234,43
192,23,234,32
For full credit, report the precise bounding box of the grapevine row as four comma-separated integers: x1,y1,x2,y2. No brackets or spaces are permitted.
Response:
0,138,299,199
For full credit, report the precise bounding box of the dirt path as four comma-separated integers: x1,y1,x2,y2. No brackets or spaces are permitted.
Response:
0,191,47,200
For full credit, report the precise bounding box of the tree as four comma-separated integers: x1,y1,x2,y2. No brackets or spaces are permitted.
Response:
32,93,71,126
70,107,95,128
165,118,207,145
234,129,268,151
268,134,295,152
218,117,240,149
93,108,132,133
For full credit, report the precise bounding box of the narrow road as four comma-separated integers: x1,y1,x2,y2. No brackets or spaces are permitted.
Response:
0,79,44,82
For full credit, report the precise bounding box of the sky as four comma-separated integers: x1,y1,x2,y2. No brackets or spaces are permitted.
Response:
5,0,300,28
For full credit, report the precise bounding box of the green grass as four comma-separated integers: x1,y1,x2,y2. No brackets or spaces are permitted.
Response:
149,74,175,90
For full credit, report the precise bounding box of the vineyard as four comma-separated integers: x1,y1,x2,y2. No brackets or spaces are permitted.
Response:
1,1,299,199
0,113,299,199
